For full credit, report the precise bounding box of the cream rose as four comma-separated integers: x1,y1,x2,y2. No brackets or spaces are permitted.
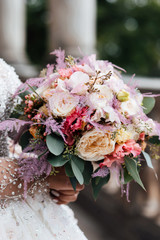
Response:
48,92,79,117
76,128,115,161
120,98,140,116
88,85,113,110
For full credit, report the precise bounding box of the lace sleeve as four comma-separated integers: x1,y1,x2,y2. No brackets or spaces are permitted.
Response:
0,141,49,208
0,157,23,200
0,58,21,157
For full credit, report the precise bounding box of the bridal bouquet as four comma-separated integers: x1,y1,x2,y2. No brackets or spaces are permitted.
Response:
1,49,160,199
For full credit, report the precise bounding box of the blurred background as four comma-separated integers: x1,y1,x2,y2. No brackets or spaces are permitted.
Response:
0,0,160,239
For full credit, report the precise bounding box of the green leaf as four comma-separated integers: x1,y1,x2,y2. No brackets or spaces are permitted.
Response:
71,155,84,173
148,136,160,145
142,97,155,114
19,90,31,100
142,151,153,169
65,162,74,177
10,111,22,119
48,154,69,167
19,131,32,150
92,173,110,200
69,177,77,191
71,160,84,185
46,134,64,156
142,151,158,179
83,162,93,185
124,156,146,190
123,167,133,184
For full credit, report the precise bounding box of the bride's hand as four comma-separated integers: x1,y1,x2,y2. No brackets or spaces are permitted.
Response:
46,168,84,205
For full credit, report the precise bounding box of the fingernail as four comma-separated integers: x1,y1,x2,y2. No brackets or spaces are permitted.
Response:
53,199,58,203
51,190,60,197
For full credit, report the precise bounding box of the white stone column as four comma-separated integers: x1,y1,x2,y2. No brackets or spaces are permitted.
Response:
47,0,97,57
0,0,27,63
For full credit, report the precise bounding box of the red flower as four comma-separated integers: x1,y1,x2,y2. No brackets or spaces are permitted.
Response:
62,107,88,145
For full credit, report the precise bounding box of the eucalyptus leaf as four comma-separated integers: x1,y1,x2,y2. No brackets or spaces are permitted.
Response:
71,160,84,185
71,155,85,173
65,162,74,177
124,156,146,190
123,167,133,184
46,134,64,156
48,154,69,167
83,162,93,185
69,177,77,191
92,173,110,200
142,151,153,169
142,151,158,179
142,97,155,114
19,90,31,100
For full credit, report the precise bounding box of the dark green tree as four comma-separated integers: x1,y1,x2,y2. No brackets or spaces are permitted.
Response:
97,0,160,76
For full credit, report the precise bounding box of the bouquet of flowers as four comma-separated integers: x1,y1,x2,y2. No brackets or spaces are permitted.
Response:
1,49,160,200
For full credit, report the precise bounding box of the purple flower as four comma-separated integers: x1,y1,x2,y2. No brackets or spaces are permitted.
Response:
92,167,109,178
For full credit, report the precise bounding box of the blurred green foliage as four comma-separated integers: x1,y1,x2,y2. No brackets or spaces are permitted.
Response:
26,0,47,65
97,0,160,76
26,0,160,76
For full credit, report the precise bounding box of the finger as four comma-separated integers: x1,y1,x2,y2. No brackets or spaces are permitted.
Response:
57,200,69,205
58,193,78,203
50,190,60,197
50,191,79,203
51,196,71,205
47,175,73,190
57,190,79,196
76,184,84,191
48,175,84,191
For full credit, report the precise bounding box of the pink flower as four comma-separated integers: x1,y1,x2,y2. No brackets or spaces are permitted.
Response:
72,65,85,72
100,156,124,168
66,71,89,92
58,68,73,78
100,139,141,168
62,107,88,145
139,132,145,141
122,140,142,157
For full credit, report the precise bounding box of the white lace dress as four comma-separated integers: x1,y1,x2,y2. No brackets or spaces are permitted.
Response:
0,59,87,240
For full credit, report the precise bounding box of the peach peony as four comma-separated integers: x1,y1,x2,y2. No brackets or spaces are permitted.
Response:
76,128,115,161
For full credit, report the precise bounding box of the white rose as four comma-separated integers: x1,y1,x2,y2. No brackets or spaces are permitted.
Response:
56,79,67,91
94,84,113,99
135,91,143,105
48,92,79,117
89,85,113,110
87,54,114,75
36,73,59,96
120,98,140,116
107,74,126,92
67,71,89,90
89,93,108,109
42,88,55,99
91,108,105,122
103,106,120,124
94,61,114,76
76,64,94,75
36,85,49,97
76,128,115,161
